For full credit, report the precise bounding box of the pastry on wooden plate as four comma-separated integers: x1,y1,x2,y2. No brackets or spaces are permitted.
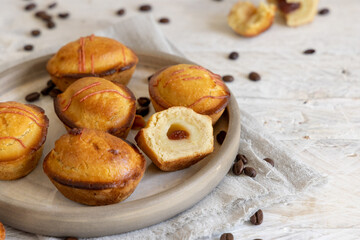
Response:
43,128,146,206
0,101,49,180
135,107,214,172
0,222,5,240
149,64,230,124
54,77,136,138
46,35,138,91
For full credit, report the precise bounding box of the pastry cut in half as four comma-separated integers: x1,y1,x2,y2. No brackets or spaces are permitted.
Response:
0,101,49,180
46,35,138,91
135,107,214,172
149,64,230,125
43,128,146,206
54,77,136,138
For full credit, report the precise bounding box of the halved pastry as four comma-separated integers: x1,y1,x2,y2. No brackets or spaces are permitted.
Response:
0,101,49,180
149,64,230,125
47,35,138,91
43,128,146,206
135,107,214,172
54,77,136,138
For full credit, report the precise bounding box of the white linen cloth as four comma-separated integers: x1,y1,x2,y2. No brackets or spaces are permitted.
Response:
3,15,326,240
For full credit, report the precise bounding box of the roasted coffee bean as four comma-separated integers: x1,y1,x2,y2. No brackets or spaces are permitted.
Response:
35,11,47,18
216,130,226,145
31,29,41,37
69,128,82,136
25,92,40,102
248,72,261,81
41,85,55,96
159,17,170,24
58,12,70,19
46,21,56,29
136,106,150,117
24,44,34,51
228,51,239,60
47,79,55,87
116,8,125,16
250,209,263,225
49,89,62,98
48,2,57,9
139,4,152,11
264,157,275,167
232,160,244,175
235,154,248,165
244,167,257,177
222,75,234,82
220,232,234,240
318,8,329,15
24,3,36,11
303,49,316,54
137,97,151,107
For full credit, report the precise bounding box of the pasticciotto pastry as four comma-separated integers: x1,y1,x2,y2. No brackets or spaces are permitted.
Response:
46,35,138,91
0,101,49,180
149,64,230,124
54,77,136,138
135,107,214,172
43,128,146,206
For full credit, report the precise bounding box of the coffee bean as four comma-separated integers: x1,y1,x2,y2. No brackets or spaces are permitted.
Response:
235,154,248,165
220,232,234,240
244,167,257,177
136,106,150,117
232,160,244,175
250,209,263,225
46,21,56,29
216,130,226,145
25,92,40,102
47,79,55,87
303,49,316,55
263,157,274,167
24,44,34,51
116,8,125,16
58,12,70,19
48,2,57,9
24,3,36,11
137,97,150,107
139,4,152,11
222,75,234,82
159,17,170,24
49,89,62,98
31,29,41,37
35,11,47,18
248,72,261,81
228,51,239,60
41,85,55,96
318,8,329,15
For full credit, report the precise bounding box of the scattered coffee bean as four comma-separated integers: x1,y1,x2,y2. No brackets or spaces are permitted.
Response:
222,75,234,82
35,11,47,18
248,72,261,81
41,85,55,96
24,44,34,51
49,88,62,98
232,160,244,175
24,3,36,11
303,49,316,55
25,92,40,102
147,74,153,81
116,8,125,16
48,2,57,9
47,79,55,87
235,154,248,165
136,106,150,117
263,157,275,167
244,167,257,177
139,4,152,11
220,232,234,240
159,17,170,24
58,12,70,19
250,209,263,225
216,130,226,145
46,21,56,29
318,8,329,15
137,97,151,107
31,29,41,37
228,51,239,60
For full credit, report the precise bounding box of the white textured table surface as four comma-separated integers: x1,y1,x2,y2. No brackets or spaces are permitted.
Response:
1,0,360,239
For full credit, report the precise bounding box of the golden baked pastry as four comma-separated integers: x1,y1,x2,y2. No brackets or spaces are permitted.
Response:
149,64,230,124
135,107,214,172
0,222,5,240
54,77,136,138
228,1,276,37
43,128,146,206
0,101,49,180
47,35,138,91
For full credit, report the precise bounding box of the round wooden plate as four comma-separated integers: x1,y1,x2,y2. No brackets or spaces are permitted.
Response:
0,52,241,238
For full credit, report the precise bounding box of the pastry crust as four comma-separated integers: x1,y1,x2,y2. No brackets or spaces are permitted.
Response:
47,35,138,91
135,107,214,171
54,77,136,138
149,64,230,125
0,222,5,240
43,128,146,206
0,101,49,180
